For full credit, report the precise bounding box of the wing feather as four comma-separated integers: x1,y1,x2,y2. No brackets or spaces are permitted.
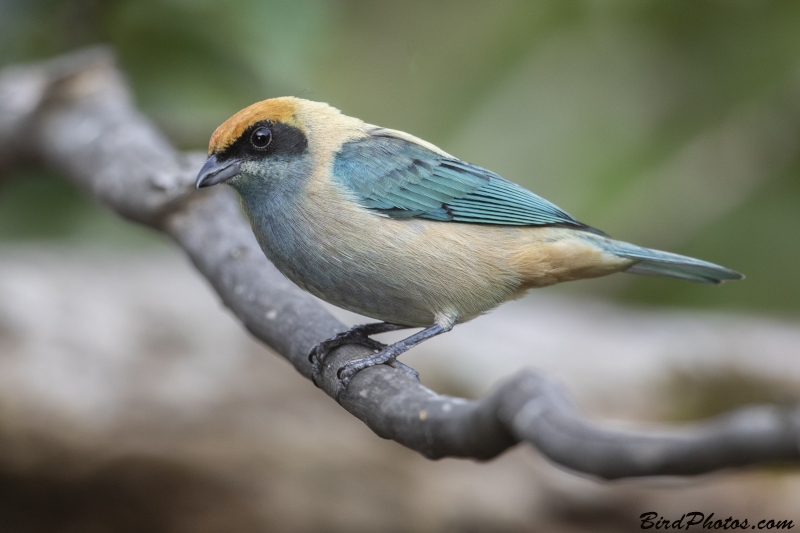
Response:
332,129,602,233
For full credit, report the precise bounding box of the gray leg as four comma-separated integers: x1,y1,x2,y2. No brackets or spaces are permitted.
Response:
336,324,447,389
309,322,411,385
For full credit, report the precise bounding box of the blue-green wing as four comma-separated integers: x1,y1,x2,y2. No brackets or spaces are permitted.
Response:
332,130,601,232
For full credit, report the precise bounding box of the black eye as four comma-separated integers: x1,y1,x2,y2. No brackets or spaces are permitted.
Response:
251,127,272,149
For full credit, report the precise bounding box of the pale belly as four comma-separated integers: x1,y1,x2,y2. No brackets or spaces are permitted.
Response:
251,211,528,327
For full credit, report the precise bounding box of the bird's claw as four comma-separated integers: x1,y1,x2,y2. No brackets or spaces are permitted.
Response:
309,325,420,396
334,358,419,389
336,363,358,390
332,347,420,398
308,322,422,392
308,327,386,387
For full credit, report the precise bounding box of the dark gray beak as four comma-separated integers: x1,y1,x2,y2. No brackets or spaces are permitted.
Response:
196,155,242,188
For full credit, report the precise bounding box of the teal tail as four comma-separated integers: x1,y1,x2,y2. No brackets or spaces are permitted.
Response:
587,236,744,285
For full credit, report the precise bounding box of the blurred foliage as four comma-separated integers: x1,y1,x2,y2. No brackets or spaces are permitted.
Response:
1,0,799,313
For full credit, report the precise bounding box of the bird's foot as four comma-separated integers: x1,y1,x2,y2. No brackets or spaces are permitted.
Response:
308,322,421,397
335,344,416,391
309,324,391,386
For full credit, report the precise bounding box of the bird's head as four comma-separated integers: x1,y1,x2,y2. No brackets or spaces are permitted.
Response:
196,97,353,191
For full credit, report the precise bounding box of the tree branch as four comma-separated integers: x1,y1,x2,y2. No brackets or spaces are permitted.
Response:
2,47,798,478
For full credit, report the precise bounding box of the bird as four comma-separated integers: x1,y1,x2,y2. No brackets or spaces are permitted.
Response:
196,96,743,392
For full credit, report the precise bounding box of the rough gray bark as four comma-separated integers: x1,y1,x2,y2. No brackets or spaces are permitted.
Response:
2,47,799,478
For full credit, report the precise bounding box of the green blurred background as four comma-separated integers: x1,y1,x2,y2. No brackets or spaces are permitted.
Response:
1,0,799,314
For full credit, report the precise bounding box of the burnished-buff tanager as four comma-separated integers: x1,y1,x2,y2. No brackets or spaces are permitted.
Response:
196,97,742,390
